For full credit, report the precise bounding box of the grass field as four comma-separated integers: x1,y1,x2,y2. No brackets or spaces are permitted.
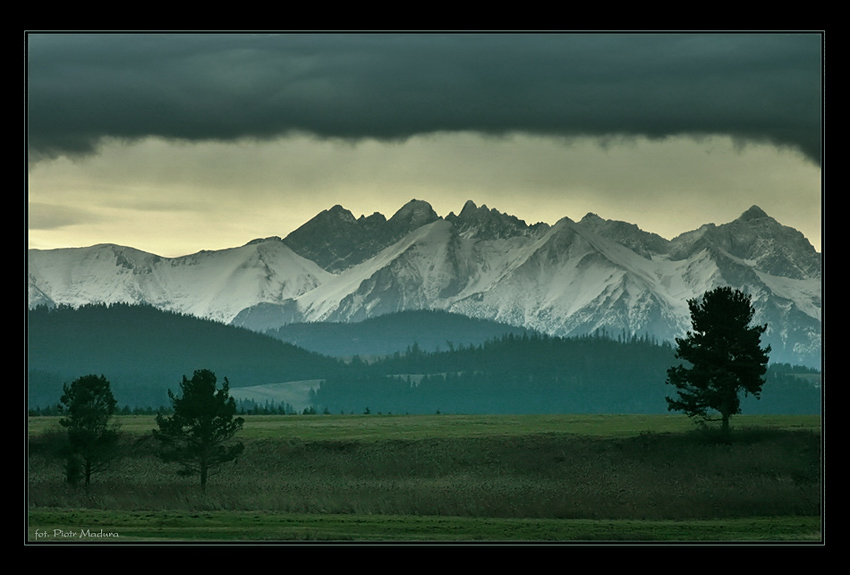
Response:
28,509,821,542
26,412,823,440
27,413,823,544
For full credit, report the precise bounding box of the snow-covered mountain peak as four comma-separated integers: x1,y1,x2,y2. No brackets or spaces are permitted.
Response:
27,239,331,324
245,236,283,246
667,205,821,280
29,199,823,368
577,213,671,258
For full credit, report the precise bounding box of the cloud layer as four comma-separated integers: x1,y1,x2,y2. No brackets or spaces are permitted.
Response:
27,33,823,164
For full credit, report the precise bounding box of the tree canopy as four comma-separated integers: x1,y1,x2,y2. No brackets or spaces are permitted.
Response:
153,369,244,490
666,286,771,440
58,374,120,487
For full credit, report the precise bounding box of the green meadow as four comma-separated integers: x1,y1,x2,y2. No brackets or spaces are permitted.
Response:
27,414,822,544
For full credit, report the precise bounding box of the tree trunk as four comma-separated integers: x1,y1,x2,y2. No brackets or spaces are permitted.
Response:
720,412,731,443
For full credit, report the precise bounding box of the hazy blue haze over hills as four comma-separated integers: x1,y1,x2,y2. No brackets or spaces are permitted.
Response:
265,309,541,358
27,304,345,408
27,199,822,368
27,303,820,414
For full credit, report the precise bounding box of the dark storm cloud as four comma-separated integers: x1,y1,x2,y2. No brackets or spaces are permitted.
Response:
27,33,822,164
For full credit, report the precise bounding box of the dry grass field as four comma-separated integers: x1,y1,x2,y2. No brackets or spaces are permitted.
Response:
27,413,822,543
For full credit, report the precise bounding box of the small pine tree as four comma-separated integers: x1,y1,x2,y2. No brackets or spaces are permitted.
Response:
153,369,244,491
58,374,120,487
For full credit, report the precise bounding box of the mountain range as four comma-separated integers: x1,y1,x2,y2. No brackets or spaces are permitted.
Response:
27,199,823,368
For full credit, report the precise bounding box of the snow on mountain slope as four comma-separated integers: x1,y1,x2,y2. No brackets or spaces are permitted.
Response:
151,238,332,323
28,200,822,367
28,238,331,324
446,217,695,340
297,218,466,322
753,272,821,321
28,244,164,309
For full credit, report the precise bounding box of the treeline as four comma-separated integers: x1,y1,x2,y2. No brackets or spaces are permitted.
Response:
364,329,672,376
28,303,821,415
313,332,678,414
312,333,821,415
264,309,542,357
29,404,165,416
28,398,306,417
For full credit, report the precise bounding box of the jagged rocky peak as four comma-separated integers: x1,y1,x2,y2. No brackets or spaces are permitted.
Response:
280,204,367,272
322,204,357,224
358,211,387,225
725,205,814,248
458,199,483,217
577,212,670,257
577,212,611,231
666,204,821,280
457,200,504,219
578,212,639,231
446,199,532,240
286,205,357,239
282,199,442,273
388,199,440,230
728,205,821,277
738,205,770,222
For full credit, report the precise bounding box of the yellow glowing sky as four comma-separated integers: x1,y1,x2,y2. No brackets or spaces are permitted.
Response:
28,133,821,257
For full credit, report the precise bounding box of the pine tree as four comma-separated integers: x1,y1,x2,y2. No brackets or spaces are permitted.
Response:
153,369,244,490
666,287,771,441
58,374,120,487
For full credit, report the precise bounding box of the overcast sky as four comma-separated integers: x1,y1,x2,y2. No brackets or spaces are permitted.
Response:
27,32,823,256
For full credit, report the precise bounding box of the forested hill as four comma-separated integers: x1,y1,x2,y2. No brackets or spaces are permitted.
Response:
27,303,345,408
313,333,821,415
265,309,540,358
27,304,821,415
315,333,679,414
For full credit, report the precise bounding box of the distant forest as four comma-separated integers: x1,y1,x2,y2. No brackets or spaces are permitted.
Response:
27,303,345,409
27,303,821,415
312,332,821,415
264,309,542,358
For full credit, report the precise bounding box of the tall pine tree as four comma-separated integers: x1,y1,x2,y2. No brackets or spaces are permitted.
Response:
666,287,771,441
